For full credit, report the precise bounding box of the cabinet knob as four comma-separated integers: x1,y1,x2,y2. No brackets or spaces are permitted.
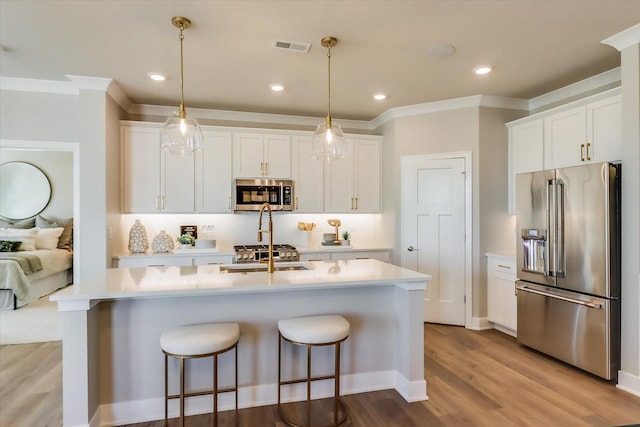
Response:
407,245,415,252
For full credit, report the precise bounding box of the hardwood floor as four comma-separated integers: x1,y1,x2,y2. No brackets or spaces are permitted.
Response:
2,325,640,426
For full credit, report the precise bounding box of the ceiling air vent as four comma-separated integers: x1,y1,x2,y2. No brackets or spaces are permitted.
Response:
272,39,311,53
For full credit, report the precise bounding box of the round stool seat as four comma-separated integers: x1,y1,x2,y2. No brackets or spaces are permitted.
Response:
278,315,349,344
161,323,239,356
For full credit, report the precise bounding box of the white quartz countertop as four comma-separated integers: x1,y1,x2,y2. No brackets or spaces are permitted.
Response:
52,259,429,310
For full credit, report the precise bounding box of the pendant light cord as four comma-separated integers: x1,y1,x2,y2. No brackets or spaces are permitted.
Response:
178,24,186,119
326,44,332,127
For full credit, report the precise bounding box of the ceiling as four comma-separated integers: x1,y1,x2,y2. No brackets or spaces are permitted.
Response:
1,1,639,122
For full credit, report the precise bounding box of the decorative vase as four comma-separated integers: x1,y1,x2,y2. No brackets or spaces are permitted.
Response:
128,219,149,253
151,230,174,253
180,243,192,250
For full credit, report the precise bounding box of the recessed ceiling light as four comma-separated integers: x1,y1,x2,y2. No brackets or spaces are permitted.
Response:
270,84,284,92
473,65,492,75
148,72,166,81
373,93,386,101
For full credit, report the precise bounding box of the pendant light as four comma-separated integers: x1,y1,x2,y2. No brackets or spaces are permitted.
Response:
311,36,345,161
161,16,203,156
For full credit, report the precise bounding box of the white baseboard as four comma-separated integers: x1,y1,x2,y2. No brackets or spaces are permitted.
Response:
467,316,492,331
95,370,425,426
493,324,517,338
617,370,640,397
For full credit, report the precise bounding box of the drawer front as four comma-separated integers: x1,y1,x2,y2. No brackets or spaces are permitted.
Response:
194,255,235,266
331,251,391,262
299,253,331,262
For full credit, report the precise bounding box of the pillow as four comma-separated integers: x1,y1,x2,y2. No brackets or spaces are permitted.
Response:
0,240,21,252
36,215,73,250
0,228,39,251
0,217,36,229
35,227,64,250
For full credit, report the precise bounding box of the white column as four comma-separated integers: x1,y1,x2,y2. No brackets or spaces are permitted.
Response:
603,24,640,396
394,283,428,401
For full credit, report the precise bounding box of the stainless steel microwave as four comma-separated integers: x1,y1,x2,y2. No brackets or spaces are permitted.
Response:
233,179,294,212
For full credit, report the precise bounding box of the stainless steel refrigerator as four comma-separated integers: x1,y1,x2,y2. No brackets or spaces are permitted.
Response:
515,162,621,381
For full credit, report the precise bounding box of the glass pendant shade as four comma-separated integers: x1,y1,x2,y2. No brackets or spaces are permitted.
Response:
312,119,346,161
161,16,202,156
161,113,203,156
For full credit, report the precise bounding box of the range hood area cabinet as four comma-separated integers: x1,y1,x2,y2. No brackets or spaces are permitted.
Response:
232,133,291,179
121,123,234,214
324,138,381,213
507,89,622,214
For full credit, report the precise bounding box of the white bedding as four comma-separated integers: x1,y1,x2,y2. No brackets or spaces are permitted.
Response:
0,249,73,308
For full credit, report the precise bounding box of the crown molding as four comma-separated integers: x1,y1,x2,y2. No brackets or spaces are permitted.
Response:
0,76,78,95
602,23,640,51
0,76,131,112
528,67,621,111
129,104,372,131
370,95,529,129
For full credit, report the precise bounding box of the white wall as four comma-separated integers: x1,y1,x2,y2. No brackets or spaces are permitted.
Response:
0,148,73,219
377,106,523,320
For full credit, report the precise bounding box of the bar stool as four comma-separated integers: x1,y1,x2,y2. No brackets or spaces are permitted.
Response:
277,315,350,426
160,322,239,426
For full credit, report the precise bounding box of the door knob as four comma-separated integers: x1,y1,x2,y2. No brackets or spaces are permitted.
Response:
407,245,415,251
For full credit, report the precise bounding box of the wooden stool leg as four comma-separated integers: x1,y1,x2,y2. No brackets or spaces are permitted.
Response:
235,345,239,416
278,333,282,406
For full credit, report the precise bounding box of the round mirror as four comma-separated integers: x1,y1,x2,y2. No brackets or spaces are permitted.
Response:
0,162,52,220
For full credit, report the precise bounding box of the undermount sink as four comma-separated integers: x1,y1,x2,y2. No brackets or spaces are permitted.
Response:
219,263,311,274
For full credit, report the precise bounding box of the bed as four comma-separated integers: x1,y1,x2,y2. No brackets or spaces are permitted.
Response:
0,248,73,310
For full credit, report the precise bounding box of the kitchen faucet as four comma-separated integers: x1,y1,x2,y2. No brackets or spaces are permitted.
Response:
257,202,275,273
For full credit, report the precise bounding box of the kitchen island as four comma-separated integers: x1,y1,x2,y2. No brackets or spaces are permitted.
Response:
52,259,430,426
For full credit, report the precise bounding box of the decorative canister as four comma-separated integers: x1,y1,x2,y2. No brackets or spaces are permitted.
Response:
128,219,149,253
151,230,174,253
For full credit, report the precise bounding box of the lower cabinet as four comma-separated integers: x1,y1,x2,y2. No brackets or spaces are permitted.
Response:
300,249,391,263
113,253,235,268
487,254,517,336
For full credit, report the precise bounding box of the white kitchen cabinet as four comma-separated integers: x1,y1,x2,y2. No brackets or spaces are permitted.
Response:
233,133,291,178
324,137,381,213
122,125,194,213
507,119,544,214
486,254,517,336
196,131,233,213
544,94,621,169
291,135,324,212
113,252,234,268
299,249,391,263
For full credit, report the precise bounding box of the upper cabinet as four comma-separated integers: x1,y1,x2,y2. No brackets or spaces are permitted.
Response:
507,90,621,214
121,122,382,214
233,133,291,178
324,138,381,213
196,131,233,213
544,94,622,169
122,125,194,213
291,136,324,212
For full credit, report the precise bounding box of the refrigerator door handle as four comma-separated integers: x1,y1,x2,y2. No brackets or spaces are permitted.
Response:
546,179,554,277
516,284,604,309
556,179,565,278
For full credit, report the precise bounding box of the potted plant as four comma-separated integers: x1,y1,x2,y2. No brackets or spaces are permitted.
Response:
177,233,195,248
342,231,351,246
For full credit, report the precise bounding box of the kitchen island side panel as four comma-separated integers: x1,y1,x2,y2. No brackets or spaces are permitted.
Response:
93,285,418,423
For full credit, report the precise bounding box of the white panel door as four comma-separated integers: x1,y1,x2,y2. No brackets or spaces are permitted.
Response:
122,126,161,213
233,134,264,178
544,106,587,169
353,139,380,212
402,156,466,325
588,95,622,163
264,135,291,178
324,140,354,213
197,131,232,213
292,136,324,212
161,148,195,213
